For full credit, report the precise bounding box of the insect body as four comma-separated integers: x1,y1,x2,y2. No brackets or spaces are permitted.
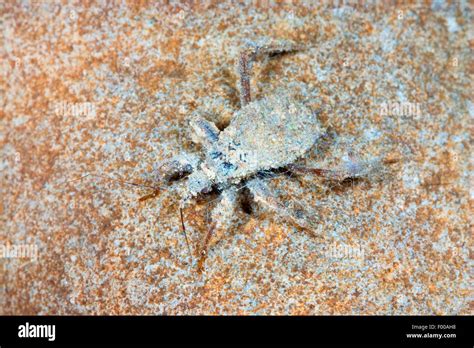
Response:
141,38,395,271
185,93,323,198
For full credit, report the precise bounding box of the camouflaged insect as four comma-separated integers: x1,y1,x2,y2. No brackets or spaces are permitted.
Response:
143,38,395,271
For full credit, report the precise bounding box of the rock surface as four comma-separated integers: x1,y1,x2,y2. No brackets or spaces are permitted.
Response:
1,1,472,314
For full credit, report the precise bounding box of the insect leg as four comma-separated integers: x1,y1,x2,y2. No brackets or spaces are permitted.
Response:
290,156,400,182
238,51,253,106
237,38,302,106
288,165,343,181
197,187,239,272
138,154,201,202
189,116,220,148
246,178,321,233
158,153,201,182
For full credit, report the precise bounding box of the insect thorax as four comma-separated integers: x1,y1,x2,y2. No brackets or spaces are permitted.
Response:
204,95,324,185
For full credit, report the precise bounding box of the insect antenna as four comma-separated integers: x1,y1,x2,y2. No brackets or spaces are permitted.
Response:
62,173,166,202
63,173,157,189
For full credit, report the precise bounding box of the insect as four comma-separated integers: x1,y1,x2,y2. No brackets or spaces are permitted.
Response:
137,38,398,272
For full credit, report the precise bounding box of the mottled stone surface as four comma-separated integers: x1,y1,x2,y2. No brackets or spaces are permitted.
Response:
1,1,472,314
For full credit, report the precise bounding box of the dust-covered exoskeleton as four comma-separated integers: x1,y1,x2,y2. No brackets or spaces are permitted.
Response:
140,38,397,271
